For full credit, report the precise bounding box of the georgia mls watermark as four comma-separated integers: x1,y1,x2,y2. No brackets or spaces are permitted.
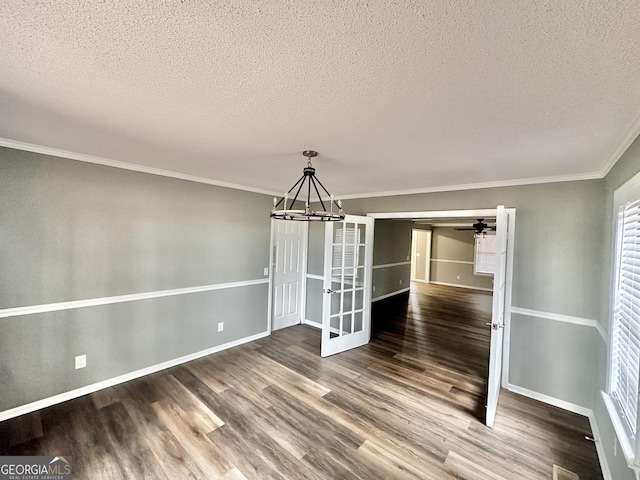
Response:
0,456,72,480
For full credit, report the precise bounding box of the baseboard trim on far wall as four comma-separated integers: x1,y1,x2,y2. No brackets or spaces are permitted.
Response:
0,278,269,320
429,281,493,292
302,319,322,329
372,287,411,302
588,411,613,480
0,330,270,422
505,383,592,417
510,306,607,344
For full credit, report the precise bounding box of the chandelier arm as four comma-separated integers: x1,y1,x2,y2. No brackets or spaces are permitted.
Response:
310,176,327,211
273,174,305,209
307,173,312,207
289,176,306,206
312,176,340,210
286,174,306,195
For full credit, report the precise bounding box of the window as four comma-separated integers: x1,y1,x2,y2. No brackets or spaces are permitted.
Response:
605,170,640,468
474,233,496,276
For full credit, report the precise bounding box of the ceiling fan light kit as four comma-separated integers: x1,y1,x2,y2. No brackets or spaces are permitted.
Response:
270,150,345,221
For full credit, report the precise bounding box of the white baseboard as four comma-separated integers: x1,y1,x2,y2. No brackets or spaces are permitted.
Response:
0,330,270,422
302,319,322,329
429,281,493,292
507,383,610,479
372,287,411,302
505,383,592,417
588,411,613,480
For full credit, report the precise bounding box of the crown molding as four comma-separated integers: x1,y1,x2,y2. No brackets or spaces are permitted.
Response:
0,138,280,197
600,109,640,178
0,136,629,201
336,171,602,200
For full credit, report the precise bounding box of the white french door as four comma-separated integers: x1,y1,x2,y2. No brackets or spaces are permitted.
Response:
271,220,307,331
321,215,374,357
485,205,508,428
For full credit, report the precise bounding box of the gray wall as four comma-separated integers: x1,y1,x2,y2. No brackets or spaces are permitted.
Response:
306,222,325,276
430,227,494,291
591,134,640,480
372,220,412,299
0,147,272,412
305,222,325,324
342,179,604,408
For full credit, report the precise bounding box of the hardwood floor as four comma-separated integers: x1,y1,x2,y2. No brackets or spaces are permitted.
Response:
0,283,602,479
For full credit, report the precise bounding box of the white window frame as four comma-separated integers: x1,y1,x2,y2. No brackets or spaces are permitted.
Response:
473,232,497,277
604,169,640,472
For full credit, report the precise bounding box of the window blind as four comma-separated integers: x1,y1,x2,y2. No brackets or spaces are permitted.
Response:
333,226,357,268
612,198,640,436
474,233,497,275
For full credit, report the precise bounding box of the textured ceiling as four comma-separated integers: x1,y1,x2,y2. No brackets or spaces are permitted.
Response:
1,1,639,197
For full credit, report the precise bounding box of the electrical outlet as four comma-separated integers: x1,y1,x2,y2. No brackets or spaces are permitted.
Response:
456,275,461,280
218,322,224,332
75,354,86,369
373,286,376,292
399,279,403,285
263,267,269,276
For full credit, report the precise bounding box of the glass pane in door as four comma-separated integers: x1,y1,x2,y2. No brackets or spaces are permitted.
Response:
354,311,363,333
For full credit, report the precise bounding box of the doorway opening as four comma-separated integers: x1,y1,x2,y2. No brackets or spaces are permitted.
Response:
268,215,375,358
368,207,516,427
267,207,515,427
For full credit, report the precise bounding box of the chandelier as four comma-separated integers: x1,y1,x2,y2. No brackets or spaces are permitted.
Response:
270,150,345,221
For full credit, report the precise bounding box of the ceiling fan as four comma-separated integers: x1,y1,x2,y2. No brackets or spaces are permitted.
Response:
455,219,496,235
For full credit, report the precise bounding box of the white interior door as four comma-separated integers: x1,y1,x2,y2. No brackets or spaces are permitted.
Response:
272,220,307,331
486,205,508,427
425,230,432,283
411,231,418,281
321,215,374,357
411,229,431,283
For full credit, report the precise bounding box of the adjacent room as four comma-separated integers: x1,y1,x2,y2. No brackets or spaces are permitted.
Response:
1,2,640,479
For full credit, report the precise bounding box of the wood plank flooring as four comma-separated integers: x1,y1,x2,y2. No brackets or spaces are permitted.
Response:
0,282,602,479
